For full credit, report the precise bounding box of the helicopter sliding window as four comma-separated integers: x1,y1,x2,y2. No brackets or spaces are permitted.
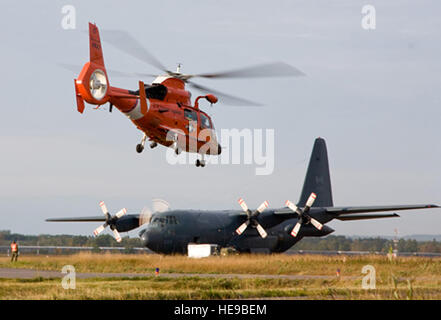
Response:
184,109,198,122
200,113,212,129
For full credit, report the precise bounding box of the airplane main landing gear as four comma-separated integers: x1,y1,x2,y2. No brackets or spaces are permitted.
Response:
150,142,158,149
136,134,147,153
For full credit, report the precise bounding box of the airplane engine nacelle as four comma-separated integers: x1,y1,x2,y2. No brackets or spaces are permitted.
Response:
75,62,110,106
114,215,140,233
285,224,334,237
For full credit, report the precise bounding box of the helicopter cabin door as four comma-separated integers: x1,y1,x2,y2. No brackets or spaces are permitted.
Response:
183,108,198,152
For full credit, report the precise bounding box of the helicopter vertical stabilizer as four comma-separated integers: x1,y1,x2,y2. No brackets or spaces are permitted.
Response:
74,23,111,113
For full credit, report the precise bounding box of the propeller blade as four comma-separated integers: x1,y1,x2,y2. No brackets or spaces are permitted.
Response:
235,220,249,235
310,217,323,231
187,81,262,106
238,198,249,212
255,223,268,238
291,222,302,237
152,198,170,213
99,201,108,215
193,62,305,79
115,208,127,219
305,193,317,208
112,229,122,243
285,200,301,215
256,201,269,214
139,206,153,226
100,30,168,72
93,224,106,236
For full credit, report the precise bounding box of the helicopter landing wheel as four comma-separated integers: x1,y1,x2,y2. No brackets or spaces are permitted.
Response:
195,159,206,167
137,134,147,154
136,144,144,153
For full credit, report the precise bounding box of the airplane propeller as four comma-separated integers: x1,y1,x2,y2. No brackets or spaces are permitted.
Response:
93,201,127,242
139,198,170,226
285,193,323,237
235,198,269,238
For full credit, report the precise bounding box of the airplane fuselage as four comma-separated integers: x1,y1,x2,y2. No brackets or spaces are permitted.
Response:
134,209,334,254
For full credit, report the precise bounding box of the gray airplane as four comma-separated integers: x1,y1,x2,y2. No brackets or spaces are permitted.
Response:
47,138,439,254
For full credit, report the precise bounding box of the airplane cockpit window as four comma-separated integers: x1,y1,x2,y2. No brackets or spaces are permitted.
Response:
151,215,179,228
200,113,212,129
184,109,197,122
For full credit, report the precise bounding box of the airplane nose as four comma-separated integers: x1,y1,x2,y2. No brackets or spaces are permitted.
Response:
139,229,149,247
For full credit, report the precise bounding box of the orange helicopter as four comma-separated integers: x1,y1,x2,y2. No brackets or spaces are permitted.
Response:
72,23,305,167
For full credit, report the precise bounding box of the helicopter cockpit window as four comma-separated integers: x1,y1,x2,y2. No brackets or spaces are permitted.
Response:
184,109,197,122
200,113,212,129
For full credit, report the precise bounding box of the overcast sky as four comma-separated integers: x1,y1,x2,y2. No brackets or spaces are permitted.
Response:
0,1,440,239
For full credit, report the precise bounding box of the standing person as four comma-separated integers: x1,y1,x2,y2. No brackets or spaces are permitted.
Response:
10,240,18,262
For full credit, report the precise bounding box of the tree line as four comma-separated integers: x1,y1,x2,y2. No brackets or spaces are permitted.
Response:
1,230,441,253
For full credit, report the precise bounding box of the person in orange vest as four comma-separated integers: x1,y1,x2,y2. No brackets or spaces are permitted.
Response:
10,240,19,262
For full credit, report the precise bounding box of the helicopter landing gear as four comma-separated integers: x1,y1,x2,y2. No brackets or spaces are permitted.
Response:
170,133,182,155
136,134,147,153
195,155,206,167
195,159,206,167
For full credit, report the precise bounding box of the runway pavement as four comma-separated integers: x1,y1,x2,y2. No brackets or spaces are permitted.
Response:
0,267,351,280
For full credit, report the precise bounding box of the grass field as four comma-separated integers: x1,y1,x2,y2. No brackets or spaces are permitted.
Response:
1,253,441,299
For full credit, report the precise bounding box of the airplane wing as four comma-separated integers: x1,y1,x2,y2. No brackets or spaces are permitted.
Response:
274,204,439,221
46,216,106,222
326,204,439,215
326,204,439,221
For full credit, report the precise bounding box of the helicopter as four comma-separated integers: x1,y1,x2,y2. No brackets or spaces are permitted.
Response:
71,23,305,167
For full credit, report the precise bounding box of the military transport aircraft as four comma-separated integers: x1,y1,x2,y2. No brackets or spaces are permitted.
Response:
47,138,439,253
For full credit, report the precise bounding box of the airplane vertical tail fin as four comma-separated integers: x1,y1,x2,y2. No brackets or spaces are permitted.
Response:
298,137,333,208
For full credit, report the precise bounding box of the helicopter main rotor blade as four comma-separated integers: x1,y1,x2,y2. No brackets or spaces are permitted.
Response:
191,62,305,79
100,29,169,73
187,81,262,106
59,63,157,78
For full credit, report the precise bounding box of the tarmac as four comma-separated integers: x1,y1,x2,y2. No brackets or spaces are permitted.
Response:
0,267,351,280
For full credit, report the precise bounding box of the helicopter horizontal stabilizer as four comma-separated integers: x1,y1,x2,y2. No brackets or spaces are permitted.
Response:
74,79,85,113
